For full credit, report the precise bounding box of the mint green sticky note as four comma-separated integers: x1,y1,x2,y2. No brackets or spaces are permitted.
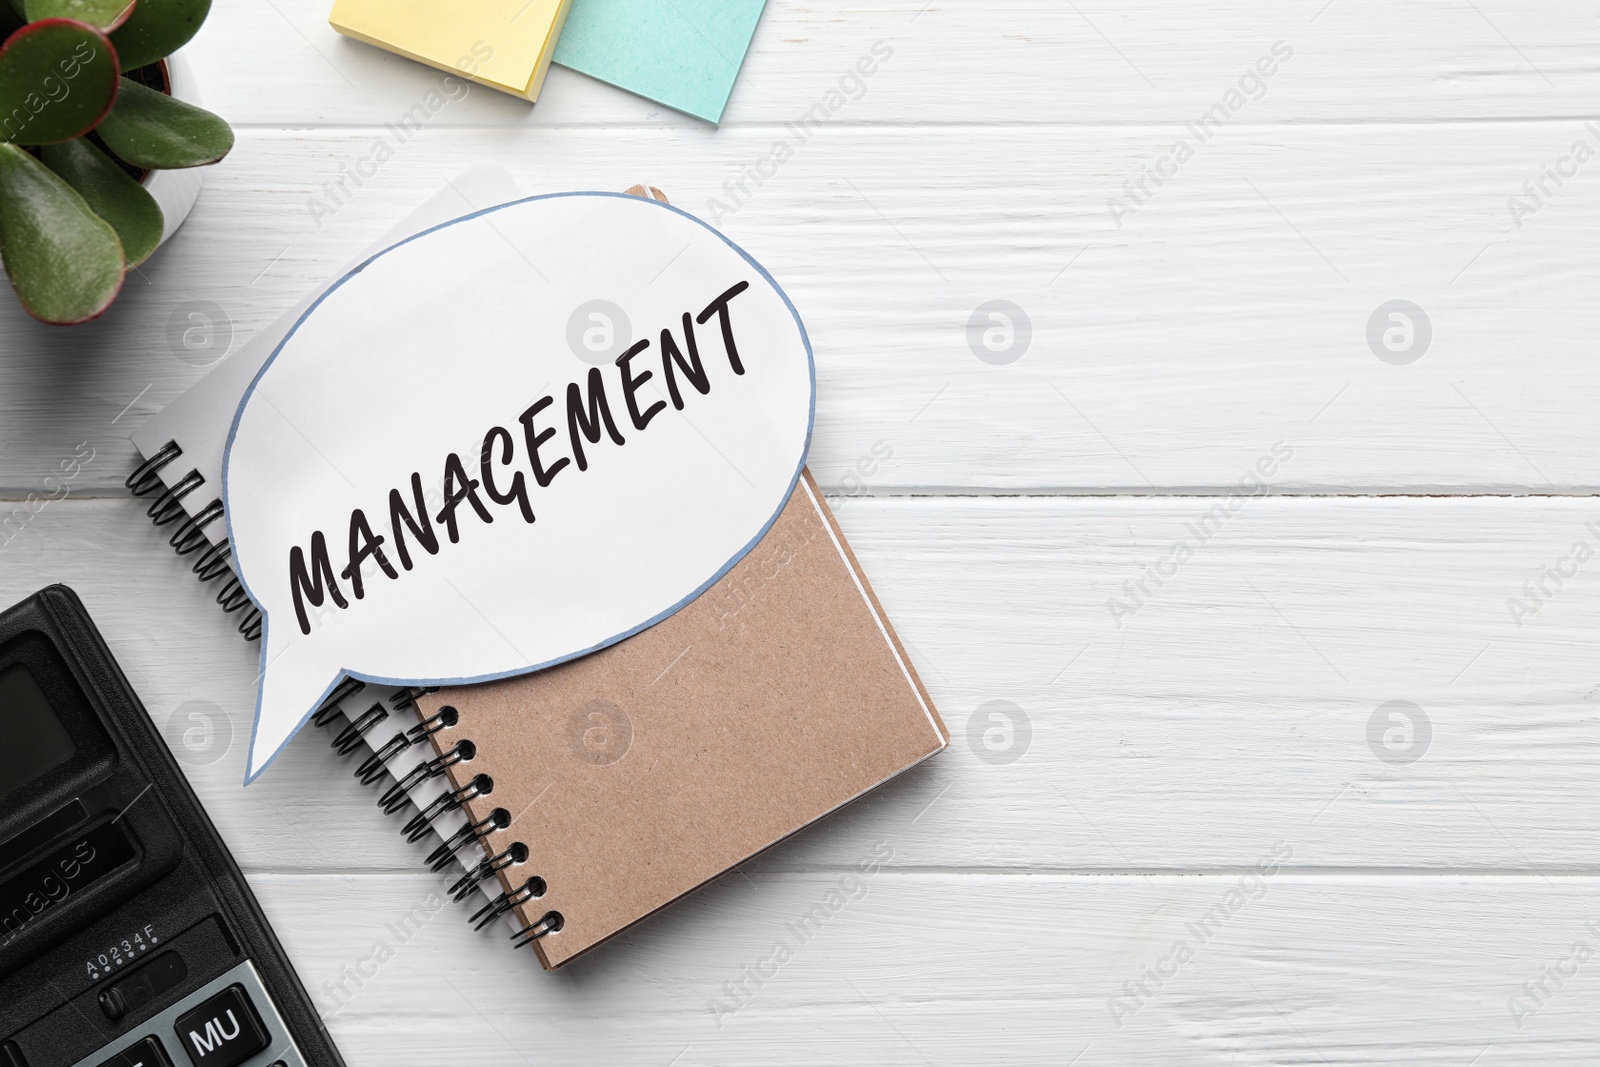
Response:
553,0,769,124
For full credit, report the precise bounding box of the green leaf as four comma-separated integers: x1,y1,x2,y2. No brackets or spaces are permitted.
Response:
96,75,229,168
108,0,206,70
42,136,159,264
24,0,135,33
0,20,120,145
0,141,123,324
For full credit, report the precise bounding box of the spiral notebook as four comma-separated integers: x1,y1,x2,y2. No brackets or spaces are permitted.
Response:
124,168,946,968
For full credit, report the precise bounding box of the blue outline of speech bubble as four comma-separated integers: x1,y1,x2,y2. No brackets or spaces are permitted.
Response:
224,192,816,784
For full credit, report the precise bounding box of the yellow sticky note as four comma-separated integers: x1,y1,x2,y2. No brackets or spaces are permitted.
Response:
330,0,572,101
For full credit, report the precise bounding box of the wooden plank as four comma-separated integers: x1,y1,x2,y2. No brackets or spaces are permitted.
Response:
2,125,1596,495
4,3,1587,1062
185,0,1600,128
9,496,1600,874
250,869,1600,1065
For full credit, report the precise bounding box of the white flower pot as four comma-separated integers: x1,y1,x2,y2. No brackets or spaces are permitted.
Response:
141,51,206,248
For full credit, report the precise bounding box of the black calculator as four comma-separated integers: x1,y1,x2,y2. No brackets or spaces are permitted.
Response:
0,586,343,1067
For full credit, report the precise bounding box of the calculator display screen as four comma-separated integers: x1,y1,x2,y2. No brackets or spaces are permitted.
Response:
0,663,77,802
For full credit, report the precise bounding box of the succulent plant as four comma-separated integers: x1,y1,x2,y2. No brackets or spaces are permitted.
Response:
0,0,231,324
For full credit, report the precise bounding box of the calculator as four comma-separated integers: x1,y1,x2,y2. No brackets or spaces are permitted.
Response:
0,586,344,1067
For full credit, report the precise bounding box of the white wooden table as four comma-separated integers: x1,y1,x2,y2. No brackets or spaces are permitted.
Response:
4,2,1599,1062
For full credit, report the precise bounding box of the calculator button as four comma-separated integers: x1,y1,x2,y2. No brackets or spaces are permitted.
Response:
172,985,269,1067
95,1037,172,1067
101,952,191,1021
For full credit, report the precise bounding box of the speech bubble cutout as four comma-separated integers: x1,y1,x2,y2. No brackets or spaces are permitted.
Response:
225,193,814,782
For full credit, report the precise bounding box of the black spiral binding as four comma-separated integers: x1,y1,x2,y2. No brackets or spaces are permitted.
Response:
147,470,203,526
312,679,367,728
193,538,233,582
331,703,389,756
379,739,476,814
402,773,492,843
125,441,262,641
355,703,457,786
510,912,564,949
470,876,547,931
426,808,509,872
126,440,181,495
449,840,525,902
170,499,222,555
309,690,562,950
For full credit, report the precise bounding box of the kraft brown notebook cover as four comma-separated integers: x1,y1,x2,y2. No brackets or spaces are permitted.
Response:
416,470,946,969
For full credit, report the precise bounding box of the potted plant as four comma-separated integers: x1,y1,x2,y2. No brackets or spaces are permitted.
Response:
0,0,232,325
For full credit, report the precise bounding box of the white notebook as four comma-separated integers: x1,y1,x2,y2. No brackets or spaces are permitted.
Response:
125,164,529,915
